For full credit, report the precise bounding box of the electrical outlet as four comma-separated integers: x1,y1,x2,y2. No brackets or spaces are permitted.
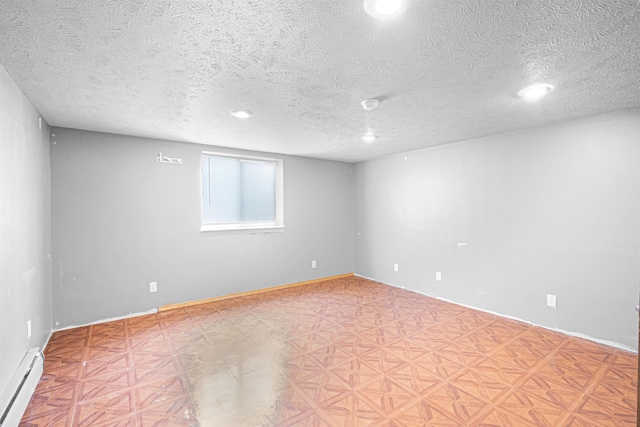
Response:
436,271,442,281
547,294,557,308
312,260,316,269
394,263,399,272
27,320,31,338
149,281,157,293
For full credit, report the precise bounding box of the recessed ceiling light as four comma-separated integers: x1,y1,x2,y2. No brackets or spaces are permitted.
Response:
517,83,554,102
230,110,253,119
364,0,407,19
375,0,402,15
361,99,380,111
361,133,378,143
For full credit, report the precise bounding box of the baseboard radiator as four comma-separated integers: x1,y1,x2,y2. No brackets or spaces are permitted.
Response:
0,349,44,427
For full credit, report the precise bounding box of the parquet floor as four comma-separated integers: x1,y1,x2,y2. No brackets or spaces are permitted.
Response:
21,276,637,426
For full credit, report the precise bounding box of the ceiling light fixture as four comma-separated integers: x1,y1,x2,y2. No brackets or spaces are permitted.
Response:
375,0,402,15
364,0,407,19
517,83,554,102
361,132,378,143
361,99,379,111
230,110,253,119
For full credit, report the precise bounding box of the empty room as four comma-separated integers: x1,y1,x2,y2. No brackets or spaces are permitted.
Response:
1,1,639,426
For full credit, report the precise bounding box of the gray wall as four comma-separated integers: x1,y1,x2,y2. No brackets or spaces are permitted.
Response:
0,65,52,398
51,128,354,328
354,109,640,350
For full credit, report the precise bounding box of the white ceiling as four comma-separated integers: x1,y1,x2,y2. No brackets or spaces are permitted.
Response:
1,1,639,162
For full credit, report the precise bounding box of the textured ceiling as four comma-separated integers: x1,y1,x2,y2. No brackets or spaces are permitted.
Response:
1,1,639,162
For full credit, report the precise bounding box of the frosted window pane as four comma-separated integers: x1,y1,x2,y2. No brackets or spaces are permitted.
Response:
240,161,275,221
203,157,241,223
202,155,277,225
201,156,210,210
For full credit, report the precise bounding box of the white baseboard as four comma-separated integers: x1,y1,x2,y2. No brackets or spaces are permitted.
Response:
53,308,158,332
354,274,637,353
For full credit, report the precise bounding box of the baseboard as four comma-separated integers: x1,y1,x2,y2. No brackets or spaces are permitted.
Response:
159,273,355,312
53,308,159,332
354,274,637,353
53,274,356,329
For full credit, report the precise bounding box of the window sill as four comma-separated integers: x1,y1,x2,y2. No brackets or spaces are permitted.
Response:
200,224,285,237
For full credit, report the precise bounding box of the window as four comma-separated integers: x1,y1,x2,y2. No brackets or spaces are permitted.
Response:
201,152,284,234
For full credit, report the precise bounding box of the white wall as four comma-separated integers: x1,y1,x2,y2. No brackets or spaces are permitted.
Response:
0,65,52,401
50,128,354,328
354,109,640,350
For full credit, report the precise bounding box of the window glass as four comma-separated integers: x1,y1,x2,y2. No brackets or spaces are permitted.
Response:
201,152,283,233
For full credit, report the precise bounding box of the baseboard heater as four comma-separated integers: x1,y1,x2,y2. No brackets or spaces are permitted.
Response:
0,349,44,427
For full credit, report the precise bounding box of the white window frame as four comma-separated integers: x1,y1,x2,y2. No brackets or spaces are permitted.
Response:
200,151,284,235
